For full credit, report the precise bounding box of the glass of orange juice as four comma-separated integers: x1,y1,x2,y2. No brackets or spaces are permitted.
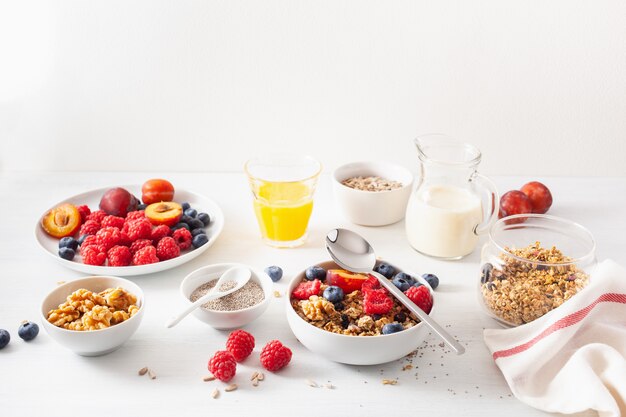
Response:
245,155,322,248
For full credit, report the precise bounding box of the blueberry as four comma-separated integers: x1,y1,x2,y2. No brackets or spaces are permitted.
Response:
192,233,208,248
191,228,206,237
264,265,283,282
0,329,9,349
305,266,326,281
137,203,147,211
59,237,78,251
382,322,404,335
171,222,190,232
77,234,89,245
375,263,395,279
58,247,76,261
188,219,204,230
181,202,191,211
412,282,423,288
340,314,349,329
481,263,493,284
392,275,412,292
394,272,416,286
197,212,211,227
394,312,406,322
18,321,39,341
422,273,439,290
181,215,194,225
322,286,344,303
333,302,344,311
184,208,197,218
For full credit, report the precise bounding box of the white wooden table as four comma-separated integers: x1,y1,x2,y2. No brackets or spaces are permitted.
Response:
1,172,624,417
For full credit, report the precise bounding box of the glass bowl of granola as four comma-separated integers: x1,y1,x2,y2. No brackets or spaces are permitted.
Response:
479,214,596,327
286,260,434,365
40,276,144,356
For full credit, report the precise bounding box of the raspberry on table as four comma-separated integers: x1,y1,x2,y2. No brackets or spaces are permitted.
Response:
107,245,132,267
208,350,237,382
76,205,91,223
405,285,433,314
101,215,125,229
132,245,159,265
124,218,152,241
260,340,292,372
225,330,255,362
95,227,122,251
172,228,192,250
86,210,107,224
79,220,101,236
151,225,170,244
81,246,106,266
156,237,180,261
125,210,146,222
129,239,153,255
291,279,321,300
363,288,393,315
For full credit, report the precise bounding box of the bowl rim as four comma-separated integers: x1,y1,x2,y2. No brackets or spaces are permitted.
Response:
489,214,597,266
286,260,433,340
179,262,273,315
40,275,145,334
332,161,414,195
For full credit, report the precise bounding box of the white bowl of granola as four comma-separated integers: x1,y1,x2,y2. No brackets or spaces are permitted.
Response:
286,260,433,365
332,161,414,226
40,276,144,356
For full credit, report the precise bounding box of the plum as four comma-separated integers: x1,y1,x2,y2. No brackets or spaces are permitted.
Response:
99,187,139,217
521,181,553,214
499,190,533,224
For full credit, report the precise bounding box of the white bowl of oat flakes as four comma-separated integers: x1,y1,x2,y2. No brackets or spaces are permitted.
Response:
179,263,272,330
40,276,145,356
333,161,413,226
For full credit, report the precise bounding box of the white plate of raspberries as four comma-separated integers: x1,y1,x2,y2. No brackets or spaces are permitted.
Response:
35,185,225,276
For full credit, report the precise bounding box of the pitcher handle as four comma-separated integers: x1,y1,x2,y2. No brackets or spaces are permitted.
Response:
471,172,499,235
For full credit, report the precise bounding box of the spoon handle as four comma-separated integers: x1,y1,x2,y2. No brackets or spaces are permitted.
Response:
372,271,465,355
165,292,224,329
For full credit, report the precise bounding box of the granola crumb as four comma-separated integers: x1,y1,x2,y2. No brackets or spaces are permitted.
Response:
382,379,398,385
138,367,148,376
203,375,216,382
147,369,157,380
224,384,237,392
402,364,413,371
342,176,403,192
211,388,220,399
273,290,281,298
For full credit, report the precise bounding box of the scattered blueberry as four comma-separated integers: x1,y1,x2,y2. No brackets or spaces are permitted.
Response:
264,265,283,282
394,312,406,322
392,275,412,291
181,215,195,225
59,237,78,251
374,263,395,279
340,314,349,329
305,266,326,281
191,228,206,237
171,222,190,232
0,329,9,349
188,218,204,230
137,203,147,211
58,247,76,261
192,233,208,248
322,286,344,303
184,208,197,218
77,234,89,245
197,212,211,226
333,302,344,311
372,314,382,321
481,263,493,284
18,321,39,341
181,202,191,211
394,272,416,285
382,322,404,335
422,273,439,290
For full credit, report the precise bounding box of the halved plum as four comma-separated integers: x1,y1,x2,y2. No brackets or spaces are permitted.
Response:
41,203,82,238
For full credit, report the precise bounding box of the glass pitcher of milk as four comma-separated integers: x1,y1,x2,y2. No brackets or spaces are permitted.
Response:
405,134,499,259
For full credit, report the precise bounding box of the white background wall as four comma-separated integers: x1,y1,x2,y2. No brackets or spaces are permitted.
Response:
1,0,625,176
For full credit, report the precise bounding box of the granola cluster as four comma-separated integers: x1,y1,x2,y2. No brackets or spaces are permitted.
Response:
47,287,140,331
480,241,589,326
291,283,419,336
341,176,403,192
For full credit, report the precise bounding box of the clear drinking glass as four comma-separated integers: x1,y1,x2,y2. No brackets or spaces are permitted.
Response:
245,155,322,248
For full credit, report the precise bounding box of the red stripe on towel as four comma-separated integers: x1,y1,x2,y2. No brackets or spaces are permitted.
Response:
492,293,626,360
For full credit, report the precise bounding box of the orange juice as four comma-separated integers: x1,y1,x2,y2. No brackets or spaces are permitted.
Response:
252,181,314,243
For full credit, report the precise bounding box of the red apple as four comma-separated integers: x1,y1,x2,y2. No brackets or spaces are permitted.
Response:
99,188,139,217
499,190,533,224
521,181,553,214
326,269,371,293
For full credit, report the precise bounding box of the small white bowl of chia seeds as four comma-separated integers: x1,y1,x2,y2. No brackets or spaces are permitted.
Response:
180,263,273,329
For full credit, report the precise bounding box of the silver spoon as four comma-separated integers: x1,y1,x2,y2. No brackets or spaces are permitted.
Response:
325,228,465,355
165,266,251,328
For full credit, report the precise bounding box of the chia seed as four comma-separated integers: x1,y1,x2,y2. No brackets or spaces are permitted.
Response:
189,279,264,311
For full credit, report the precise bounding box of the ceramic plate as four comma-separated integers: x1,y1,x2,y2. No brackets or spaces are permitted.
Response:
35,185,224,276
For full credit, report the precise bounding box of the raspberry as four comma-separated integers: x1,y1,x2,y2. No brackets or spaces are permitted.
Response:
123,218,152,241
361,276,387,294
151,225,170,244
207,351,237,382
291,279,321,300
156,237,180,261
79,220,100,236
107,245,132,267
76,205,91,223
225,330,255,362
405,285,433,314
80,235,105,256
95,227,122,251
86,210,107,224
172,228,192,250
363,288,393,315
81,246,106,266
132,245,159,265
101,215,125,229
129,239,153,255
125,210,145,222
260,340,292,372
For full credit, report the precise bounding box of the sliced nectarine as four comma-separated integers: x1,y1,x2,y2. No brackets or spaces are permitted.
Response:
41,203,82,238
145,202,183,226
326,269,372,293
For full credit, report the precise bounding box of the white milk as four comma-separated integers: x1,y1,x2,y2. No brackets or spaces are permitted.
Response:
405,185,483,258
